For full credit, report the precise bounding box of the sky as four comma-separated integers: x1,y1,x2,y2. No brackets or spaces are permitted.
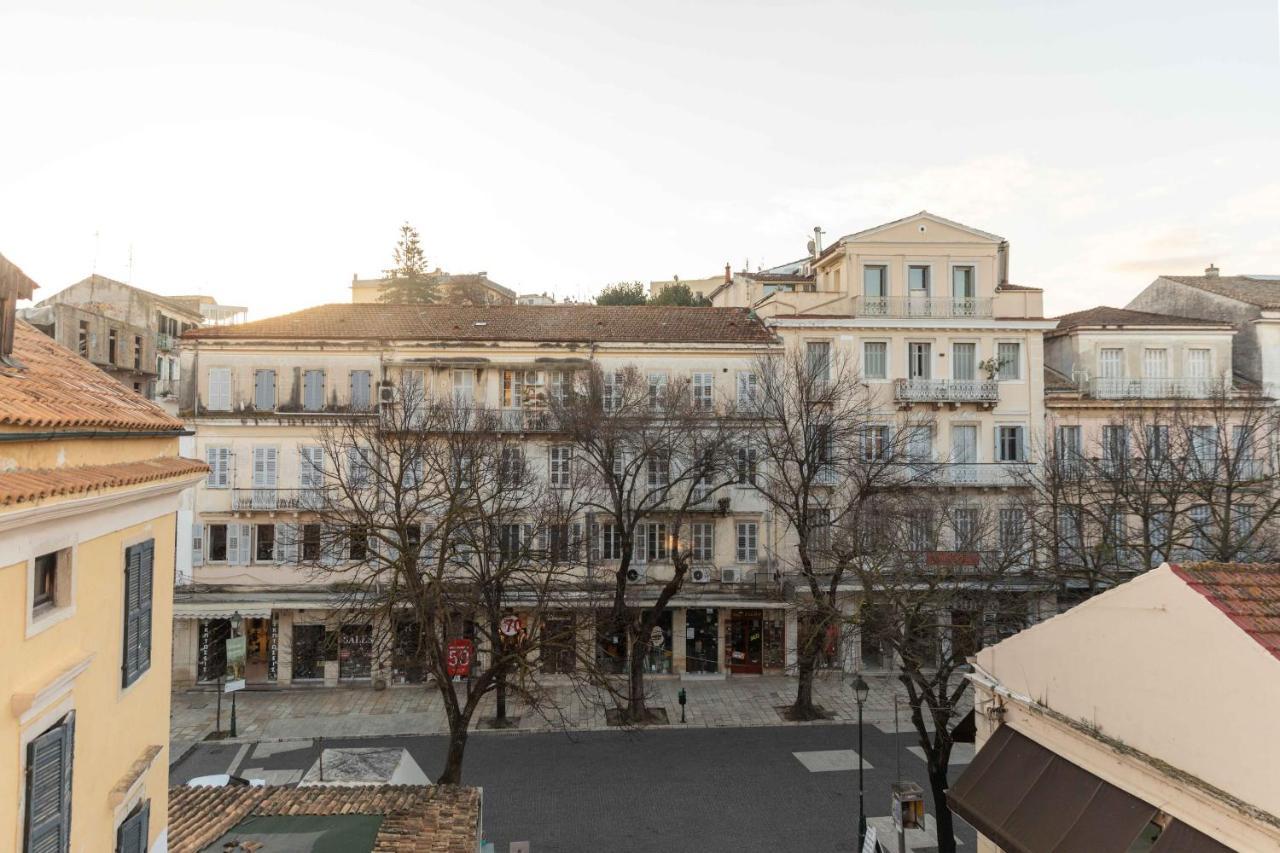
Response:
2,1,1278,320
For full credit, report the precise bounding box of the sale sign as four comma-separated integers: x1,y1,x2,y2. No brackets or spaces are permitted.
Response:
446,638,474,678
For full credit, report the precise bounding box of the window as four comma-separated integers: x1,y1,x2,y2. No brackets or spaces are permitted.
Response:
863,265,887,298
996,426,1025,463
502,369,534,407
1098,348,1123,379
122,539,154,687
952,342,976,381
207,367,232,411
548,369,572,405
115,800,150,853
998,508,1026,556
348,446,371,486
997,342,1021,380
33,552,59,613
647,372,668,410
953,507,980,550
1102,425,1128,473
736,445,758,485
302,524,322,561
692,372,714,410
602,371,623,412
647,453,670,487
349,526,369,561
549,445,573,488
25,712,75,853
736,371,759,410
1142,348,1168,379
299,446,324,492
1189,504,1211,556
908,342,931,380
907,426,933,463
600,523,622,560
350,370,372,409
498,524,525,559
861,425,889,461
908,511,935,552
77,321,89,356
908,265,930,298
863,341,887,379
499,446,524,485
255,524,276,562
252,446,278,490
735,522,758,563
635,522,669,562
1055,425,1082,465
453,369,474,405
691,522,714,561
303,369,325,411
207,524,228,561
951,266,975,299
1147,425,1170,463
133,335,143,370
806,342,831,382
108,328,119,363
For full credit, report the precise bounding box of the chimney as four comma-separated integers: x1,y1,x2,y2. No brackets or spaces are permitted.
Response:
813,226,824,256
1205,264,1220,278
0,253,38,365
724,263,731,284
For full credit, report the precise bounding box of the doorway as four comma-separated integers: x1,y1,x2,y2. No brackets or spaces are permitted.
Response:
244,617,273,683
684,608,719,674
727,609,764,674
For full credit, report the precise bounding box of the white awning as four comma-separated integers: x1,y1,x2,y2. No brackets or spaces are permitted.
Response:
173,603,274,621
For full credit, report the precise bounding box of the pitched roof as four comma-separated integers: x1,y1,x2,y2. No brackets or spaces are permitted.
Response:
1158,275,1280,310
0,456,207,506
0,252,38,299
42,274,204,319
1044,364,1078,392
185,304,777,345
167,784,481,853
1052,305,1233,331
819,211,1005,261
0,321,184,430
996,282,1041,292
1172,562,1280,662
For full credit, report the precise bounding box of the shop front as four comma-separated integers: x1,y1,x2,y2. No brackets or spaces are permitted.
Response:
195,611,278,684
640,609,673,674
291,623,330,682
339,624,373,680
685,607,719,674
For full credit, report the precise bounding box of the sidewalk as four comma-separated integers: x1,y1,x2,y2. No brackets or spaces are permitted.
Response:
171,672,970,754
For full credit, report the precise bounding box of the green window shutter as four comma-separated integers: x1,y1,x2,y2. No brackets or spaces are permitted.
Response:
122,540,155,687
25,711,74,853
114,800,149,853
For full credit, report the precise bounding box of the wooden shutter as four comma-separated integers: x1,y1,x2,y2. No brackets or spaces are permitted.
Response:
252,447,278,488
25,712,74,853
277,523,298,564
114,800,149,853
191,524,204,567
208,367,231,411
123,541,154,687
227,524,244,566
238,523,252,565
206,446,230,488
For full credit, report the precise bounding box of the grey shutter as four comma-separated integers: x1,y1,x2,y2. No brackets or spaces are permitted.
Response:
137,541,153,675
123,541,154,687
277,523,297,564
25,712,74,853
191,523,204,567
226,524,244,566
115,800,148,853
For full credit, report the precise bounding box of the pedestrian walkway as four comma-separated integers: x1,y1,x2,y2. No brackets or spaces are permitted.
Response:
171,672,971,755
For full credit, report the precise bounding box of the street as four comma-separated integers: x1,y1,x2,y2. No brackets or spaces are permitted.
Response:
171,723,976,852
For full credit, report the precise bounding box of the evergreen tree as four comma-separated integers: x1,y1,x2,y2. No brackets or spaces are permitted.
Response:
378,222,441,304
595,281,647,306
649,283,712,306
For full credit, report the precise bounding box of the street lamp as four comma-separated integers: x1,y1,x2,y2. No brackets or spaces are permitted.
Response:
852,673,870,847
229,611,242,738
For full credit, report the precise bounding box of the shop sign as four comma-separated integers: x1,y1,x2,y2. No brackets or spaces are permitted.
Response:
268,612,279,682
224,635,246,692
861,827,877,853
500,615,523,637
650,626,664,647
447,638,474,678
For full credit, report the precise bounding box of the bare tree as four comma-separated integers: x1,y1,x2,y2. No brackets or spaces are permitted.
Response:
552,365,739,723
747,347,936,719
299,380,580,783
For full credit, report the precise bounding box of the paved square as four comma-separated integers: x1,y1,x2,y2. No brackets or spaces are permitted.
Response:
908,743,974,765
792,749,872,772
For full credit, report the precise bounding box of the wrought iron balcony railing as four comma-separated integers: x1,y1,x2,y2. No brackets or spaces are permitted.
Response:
1088,377,1218,399
853,296,994,319
905,462,1029,487
894,378,999,405
231,488,327,511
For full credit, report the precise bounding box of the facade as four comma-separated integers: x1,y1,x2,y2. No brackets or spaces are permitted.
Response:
1126,266,1280,396
18,274,206,400
952,562,1280,852
351,271,517,305
0,255,205,853
172,303,811,687
165,295,248,328
649,272,728,302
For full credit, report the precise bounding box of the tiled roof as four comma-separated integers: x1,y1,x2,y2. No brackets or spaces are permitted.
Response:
167,784,481,853
0,321,185,430
1158,275,1280,310
0,252,38,299
0,456,207,506
185,304,777,344
1052,306,1232,331
1171,562,1280,662
1044,365,1078,392
996,282,1041,292
743,271,815,283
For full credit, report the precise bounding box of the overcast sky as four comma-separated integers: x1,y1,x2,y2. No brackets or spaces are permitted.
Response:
2,1,1278,319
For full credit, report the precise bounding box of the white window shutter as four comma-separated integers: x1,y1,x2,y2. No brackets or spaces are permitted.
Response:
209,367,231,411
227,524,242,564
206,447,220,487
265,447,278,487
277,523,297,564
252,447,267,488
238,523,252,564
191,524,204,566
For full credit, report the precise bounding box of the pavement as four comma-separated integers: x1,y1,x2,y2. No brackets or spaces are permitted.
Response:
170,725,978,853
171,673,969,760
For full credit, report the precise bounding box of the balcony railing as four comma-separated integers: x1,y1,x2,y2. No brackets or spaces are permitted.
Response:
895,378,999,406
906,462,1030,487
232,488,326,511
498,408,558,432
1088,377,1218,399
156,332,176,351
853,296,994,319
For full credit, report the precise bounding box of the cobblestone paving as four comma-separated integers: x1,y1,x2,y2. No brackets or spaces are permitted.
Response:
171,672,971,750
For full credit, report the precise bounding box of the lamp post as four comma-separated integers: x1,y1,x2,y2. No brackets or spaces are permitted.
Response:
229,611,243,738
853,673,870,848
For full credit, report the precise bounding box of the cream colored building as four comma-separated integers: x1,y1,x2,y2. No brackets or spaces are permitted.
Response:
953,562,1279,852
649,271,729,302
173,303,808,686
1,255,205,853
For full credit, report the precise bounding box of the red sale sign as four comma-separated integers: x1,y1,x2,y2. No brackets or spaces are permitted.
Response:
446,639,474,678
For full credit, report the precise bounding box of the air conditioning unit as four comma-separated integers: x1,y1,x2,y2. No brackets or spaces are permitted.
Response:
721,567,745,584
378,384,396,404
626,566,647,583
690,566,711,583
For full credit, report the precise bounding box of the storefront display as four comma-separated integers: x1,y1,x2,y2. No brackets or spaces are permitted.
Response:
292,624,328,681
339,624,373,680
727,609,764,673
641,609,673,674
685,608,718,674
198,618,231,683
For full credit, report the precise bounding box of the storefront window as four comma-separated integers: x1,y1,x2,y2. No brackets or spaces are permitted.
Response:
763,612,785,670
541,613,577,674
595,609,628,674
799,613,844,670
640,609,673,674
392,619,427,684
685,608,718,674
198,618,231,682
292,624,327,680
339,624,373,680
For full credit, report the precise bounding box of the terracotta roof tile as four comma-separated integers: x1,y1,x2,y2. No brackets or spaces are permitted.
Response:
1159,275,1280,310
167,784,481,853
1,321,184,430
1171,562,1280,661
185,304,777,345
0,456,207,506
1052,306,1232,331
995,282,1041,292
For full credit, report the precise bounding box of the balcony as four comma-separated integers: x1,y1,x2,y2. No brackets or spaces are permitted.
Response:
906,462,1029,487
498,408,558,432
853,296,994,320
232,488,326,511
895,378,999,408
1088,377,1218,399
156,332,176,351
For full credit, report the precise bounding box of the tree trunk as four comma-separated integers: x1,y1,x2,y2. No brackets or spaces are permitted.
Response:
495,670,507,722
438,727,468,785
626,625,648,721
928,759,957,853
791,642,820,720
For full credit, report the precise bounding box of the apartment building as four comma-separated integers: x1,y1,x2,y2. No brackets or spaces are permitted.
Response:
172,304,807,687
18,274,220,400
0,255,205,853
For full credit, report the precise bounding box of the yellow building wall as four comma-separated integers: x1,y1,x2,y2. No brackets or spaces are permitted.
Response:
0,435,178,472
1,505,176,851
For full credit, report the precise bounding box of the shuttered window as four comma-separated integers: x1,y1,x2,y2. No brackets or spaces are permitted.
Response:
350,370,372,410
25,712,74,853
115,801,149,853
735,371,759,410
253,369,276,411
299,446,324,490
205,447,231,489
252,447,278,489
952,343,976,381
997,342,1022,380
863,342,887,379
303,370,325,411
207,367,232,411
122,540,154,687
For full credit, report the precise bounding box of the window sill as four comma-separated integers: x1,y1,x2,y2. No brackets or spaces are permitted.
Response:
26,603,76,640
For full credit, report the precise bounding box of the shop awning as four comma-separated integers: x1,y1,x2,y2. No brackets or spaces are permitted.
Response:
173,603,273,620
948,725,1156,852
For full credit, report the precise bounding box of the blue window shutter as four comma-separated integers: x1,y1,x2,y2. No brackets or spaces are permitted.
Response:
25,711,74,853
115,800,149,853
